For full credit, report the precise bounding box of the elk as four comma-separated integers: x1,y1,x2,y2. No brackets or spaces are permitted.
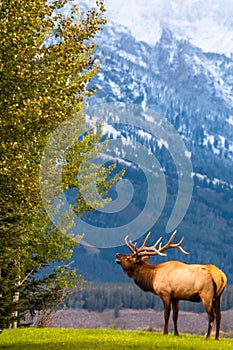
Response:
115,230,227,340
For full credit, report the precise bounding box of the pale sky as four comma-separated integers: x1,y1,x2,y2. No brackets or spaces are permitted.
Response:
104,0,233,55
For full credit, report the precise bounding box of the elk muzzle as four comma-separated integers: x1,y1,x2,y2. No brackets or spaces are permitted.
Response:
115,253,122,264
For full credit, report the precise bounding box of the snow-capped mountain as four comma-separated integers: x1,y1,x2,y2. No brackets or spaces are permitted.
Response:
59,1,233,192
64,1,233,281
90,24,233,188
87,19,233,266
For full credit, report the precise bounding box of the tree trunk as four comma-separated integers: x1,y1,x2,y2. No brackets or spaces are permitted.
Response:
11,291,20,329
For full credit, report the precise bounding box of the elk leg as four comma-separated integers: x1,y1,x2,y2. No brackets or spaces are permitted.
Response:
214,296,221,340
202,298,215,340
172,299,179,336
206,312,215,340
162,297,171,335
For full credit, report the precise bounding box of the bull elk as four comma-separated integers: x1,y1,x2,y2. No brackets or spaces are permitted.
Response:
115,230,227,340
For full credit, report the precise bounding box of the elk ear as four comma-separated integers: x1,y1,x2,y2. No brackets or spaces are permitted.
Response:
141,256,150,262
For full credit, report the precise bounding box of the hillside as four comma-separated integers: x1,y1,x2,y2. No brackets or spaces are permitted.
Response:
49,308,233,336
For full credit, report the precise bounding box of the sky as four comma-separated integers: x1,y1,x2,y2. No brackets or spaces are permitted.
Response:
82,0,233,56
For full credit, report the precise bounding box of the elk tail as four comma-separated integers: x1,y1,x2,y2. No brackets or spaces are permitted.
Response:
207,265,227,296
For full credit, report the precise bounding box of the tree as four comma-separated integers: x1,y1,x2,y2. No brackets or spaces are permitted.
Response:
0,0,120,329
22,263,85,327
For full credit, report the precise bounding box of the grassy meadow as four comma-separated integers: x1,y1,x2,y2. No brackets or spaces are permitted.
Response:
0,328,232,350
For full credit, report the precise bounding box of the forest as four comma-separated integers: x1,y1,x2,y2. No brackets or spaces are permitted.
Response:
65,283,233,315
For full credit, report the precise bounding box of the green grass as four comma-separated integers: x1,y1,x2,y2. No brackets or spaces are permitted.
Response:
0,328,232,350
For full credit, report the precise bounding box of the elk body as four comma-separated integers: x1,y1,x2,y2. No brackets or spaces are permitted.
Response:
115,231,227,340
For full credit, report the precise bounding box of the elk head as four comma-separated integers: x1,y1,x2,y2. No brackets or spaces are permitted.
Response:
115,230,189,277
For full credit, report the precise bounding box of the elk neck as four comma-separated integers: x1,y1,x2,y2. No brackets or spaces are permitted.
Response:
132,261,158,293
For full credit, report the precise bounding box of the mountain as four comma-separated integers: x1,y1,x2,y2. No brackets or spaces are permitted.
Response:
71,20,233,284
93,24,233,166
52,2,233,284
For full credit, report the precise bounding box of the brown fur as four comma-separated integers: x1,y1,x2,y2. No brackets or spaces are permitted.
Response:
116,255,227,340
206,264,227,296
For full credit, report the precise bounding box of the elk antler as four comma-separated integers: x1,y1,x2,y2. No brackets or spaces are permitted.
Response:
153,230,189,256
125,232,167,257
124,235,137,253
124,230,189,257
